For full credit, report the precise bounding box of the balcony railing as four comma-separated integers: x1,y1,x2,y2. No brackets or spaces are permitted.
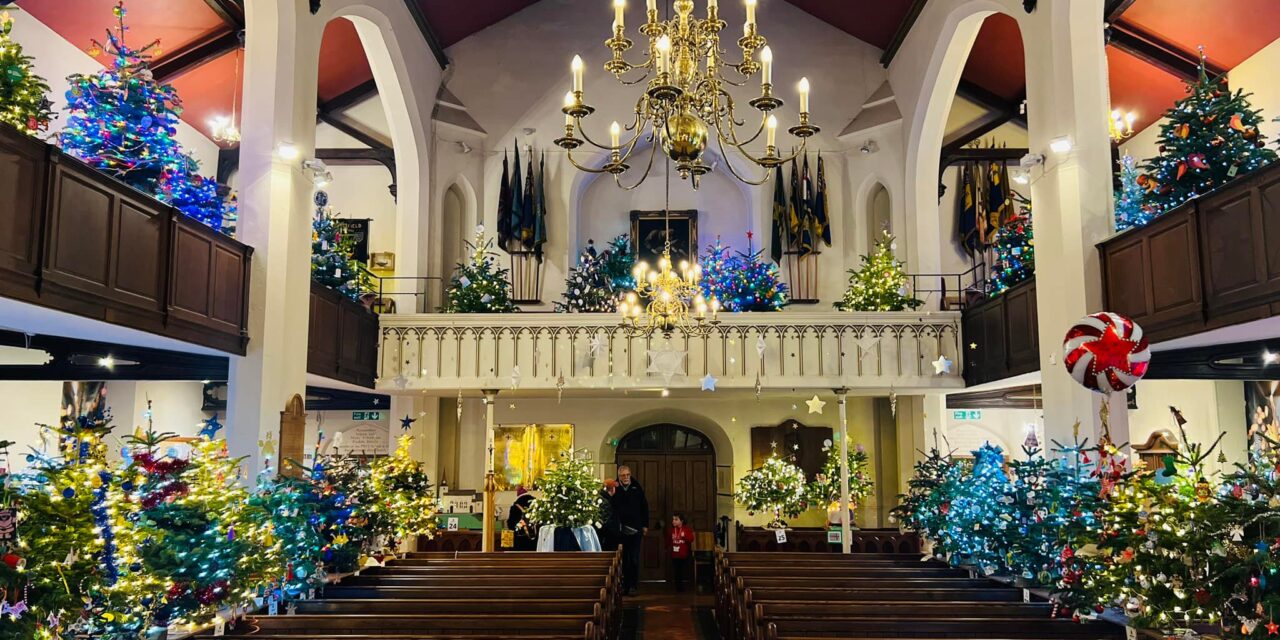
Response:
376,311,964,392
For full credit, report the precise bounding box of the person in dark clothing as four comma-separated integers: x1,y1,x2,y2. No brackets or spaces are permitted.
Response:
611,465,649,595
597,479,621,551
506,487,537,551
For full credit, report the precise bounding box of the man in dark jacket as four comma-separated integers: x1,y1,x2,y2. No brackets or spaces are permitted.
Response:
611,465,649,594
597,479,620,551
506,487,537,551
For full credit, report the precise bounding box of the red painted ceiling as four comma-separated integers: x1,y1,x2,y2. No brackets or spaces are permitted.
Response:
415,0,542,49
17,0,1280,149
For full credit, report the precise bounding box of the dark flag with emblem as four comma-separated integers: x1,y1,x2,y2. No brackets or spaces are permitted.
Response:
787,157,801,255
496,151,512,252
509,144,524,254
813,153,832,248
770,165,787,263
533,152,548,261
958,162,980,257
798,155,815,256
984,159,1010,246
520,148,535,248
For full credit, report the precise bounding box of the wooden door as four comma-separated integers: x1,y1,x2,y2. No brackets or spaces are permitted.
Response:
615,425,716,583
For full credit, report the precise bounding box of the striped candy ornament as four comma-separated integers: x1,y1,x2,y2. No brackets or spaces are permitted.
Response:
1062,312,1150,392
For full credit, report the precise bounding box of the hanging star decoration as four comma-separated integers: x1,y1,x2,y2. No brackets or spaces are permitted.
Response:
588,335,606,359
806,395,826,415
392,374,409,389
701,373,718,392
1267,619,1279,636
198,413,223,439
647,345,688,384
400,415,417,431
932,355,953,375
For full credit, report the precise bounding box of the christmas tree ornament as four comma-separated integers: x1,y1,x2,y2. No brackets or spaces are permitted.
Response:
1063,312,1150,393
932,355,954,375
805,395,826,415
700,373,718,392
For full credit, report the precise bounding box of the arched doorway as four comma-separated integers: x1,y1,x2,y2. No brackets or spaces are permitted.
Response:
615,424,715,583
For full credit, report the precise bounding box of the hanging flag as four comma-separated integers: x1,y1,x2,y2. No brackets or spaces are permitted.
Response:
509,144,524,255
787,157,801,254
533,152,548,261
496,151,512,252
984,158,1009,246
813,153,831,248
520,147,535,248
958,162,980,257
770,165,787,263
798,155,815,257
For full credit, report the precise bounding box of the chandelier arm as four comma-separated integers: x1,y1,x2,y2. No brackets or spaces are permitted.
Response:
612,142,661,192
564,148,621,174
575,110,645,151
720,108,767,148
713,131,773,186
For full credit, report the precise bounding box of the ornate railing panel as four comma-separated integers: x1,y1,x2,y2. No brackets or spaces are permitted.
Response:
377,312,963,392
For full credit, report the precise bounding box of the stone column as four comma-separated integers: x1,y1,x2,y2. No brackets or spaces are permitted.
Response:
1020,1,1128,447
225,0,322,478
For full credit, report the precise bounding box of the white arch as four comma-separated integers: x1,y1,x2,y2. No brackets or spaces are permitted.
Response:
318,1,443,293
595,407,734,474
854,172,895,255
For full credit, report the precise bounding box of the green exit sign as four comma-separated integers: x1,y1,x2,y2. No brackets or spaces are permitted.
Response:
352,411,382,421
952,410,981,421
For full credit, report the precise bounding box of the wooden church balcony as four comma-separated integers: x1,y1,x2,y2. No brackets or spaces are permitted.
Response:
375,311,964,392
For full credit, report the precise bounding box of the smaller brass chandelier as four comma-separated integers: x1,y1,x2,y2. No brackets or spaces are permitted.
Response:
619,251,720,337
1109,109,1136,142
555,0,818,190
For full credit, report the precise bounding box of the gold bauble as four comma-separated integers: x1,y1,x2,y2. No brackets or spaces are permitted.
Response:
660,112,709,165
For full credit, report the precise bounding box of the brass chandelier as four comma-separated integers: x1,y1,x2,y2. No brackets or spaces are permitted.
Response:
555,0,818,189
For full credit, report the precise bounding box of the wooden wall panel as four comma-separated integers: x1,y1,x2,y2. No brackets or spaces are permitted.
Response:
307,281,379,388
112,200,165,307
0,128,48,300
171,226,212,316
47,169,113,289
1004,280,1038,375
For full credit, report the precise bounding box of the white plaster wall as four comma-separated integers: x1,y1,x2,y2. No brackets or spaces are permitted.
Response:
0,381,62,473
942,407,1043,460
1127,379,1247,474
7,10,221,175
324,165,398,257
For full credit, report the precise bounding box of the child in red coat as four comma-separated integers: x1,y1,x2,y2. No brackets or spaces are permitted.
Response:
669,513,695,592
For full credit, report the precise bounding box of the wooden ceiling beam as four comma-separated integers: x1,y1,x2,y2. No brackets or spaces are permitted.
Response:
202,0,245,29
319,79,380,116
940,111,1020,161
1104,0,1137,23
879,0,929,68
152,28,241,82
940,146,1028,170
1109,22,1226,83
317,112,392,150
404,0,450,69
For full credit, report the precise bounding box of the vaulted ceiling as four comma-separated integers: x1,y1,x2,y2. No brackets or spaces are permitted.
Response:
17,0,1280,147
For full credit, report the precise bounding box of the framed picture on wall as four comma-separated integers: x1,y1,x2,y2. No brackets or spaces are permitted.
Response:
631,210,697,266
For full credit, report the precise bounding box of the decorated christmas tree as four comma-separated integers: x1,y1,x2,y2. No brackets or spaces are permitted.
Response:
600,234,636,293
0,8,54,135
441,226,517,313
105,413,275,635
807,440,873,522
735,455,809,529
938,443,1013,575
311,190,363,301
1214,438,1280,638
555,239,621,313
1006,432,1103,587
835,231,922,312
248,472,328,602
989,198,1034,295
1115,154,1155,232
700,233,788,312
310,453,373,572
1140,53,1277,215
59,2,233,232
890,433,956,543
366,435,437,546
0,413,117,639
1070,408,1227,631
526,451,602,529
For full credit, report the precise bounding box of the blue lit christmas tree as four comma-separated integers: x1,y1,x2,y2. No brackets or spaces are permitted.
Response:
939,443,1013,574
1115,154,1155,232
59,2,233,233
890,433,956,546
988,197,1034,295
699,233,787,312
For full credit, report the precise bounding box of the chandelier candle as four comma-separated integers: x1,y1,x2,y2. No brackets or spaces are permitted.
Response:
557,0,819,188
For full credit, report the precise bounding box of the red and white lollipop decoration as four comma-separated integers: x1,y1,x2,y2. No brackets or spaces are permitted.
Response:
1062,312,1150,393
